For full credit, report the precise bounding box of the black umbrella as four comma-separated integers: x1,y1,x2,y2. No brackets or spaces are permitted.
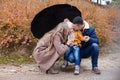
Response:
31,4,82,39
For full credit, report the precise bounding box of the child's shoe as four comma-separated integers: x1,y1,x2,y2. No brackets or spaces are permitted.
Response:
74,65,80,75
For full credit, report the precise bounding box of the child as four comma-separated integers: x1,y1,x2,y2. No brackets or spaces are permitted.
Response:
61,25,85,75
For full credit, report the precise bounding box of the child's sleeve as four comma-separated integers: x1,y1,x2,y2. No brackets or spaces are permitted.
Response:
77,32,85,41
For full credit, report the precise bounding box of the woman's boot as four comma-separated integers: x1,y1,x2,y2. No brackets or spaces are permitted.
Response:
46,65,59,74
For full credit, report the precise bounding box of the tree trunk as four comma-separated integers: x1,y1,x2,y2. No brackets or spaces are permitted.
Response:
100,0,102,5
97,0,99,4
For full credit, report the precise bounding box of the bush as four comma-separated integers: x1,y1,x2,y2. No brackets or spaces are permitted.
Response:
111,0,120,8
0,23,37,56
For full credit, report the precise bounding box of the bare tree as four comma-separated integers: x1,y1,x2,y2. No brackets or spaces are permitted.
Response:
90,0,102,5
97,0,99,4
100,0,102,5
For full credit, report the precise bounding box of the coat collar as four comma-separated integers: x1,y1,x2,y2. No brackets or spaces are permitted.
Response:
66,21,73,29
83,20,89,30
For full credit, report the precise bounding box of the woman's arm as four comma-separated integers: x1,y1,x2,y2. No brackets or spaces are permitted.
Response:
53,34,68,56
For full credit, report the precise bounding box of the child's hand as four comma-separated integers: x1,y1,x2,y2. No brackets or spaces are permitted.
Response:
67,41,70,45
67,41,72,45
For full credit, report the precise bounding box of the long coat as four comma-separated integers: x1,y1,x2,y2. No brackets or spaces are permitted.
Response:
33,32,68,72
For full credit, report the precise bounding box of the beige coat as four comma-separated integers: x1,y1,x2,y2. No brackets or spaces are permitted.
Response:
33,21,71,72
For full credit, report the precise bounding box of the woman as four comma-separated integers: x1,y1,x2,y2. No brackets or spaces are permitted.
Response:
33,19,73,74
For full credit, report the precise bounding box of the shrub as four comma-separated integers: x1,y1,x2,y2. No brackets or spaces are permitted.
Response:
0,23,37,56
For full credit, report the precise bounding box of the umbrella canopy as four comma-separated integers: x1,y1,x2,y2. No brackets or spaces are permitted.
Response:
31,4,82,39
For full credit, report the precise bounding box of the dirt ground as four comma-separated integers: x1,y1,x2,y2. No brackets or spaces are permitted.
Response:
0,49,120,80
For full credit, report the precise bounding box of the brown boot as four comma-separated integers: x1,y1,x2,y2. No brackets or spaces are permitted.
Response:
92,67,101,74
46,66,59,74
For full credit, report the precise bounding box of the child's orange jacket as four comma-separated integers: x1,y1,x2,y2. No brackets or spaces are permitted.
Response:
68,31,84,47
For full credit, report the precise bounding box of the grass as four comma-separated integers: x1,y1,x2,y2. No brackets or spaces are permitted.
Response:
0,54,34,64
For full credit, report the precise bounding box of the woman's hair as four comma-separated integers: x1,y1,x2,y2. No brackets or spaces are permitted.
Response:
46,19,72,50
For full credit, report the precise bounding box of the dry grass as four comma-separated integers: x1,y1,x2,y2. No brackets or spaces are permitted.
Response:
0,0,119,54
